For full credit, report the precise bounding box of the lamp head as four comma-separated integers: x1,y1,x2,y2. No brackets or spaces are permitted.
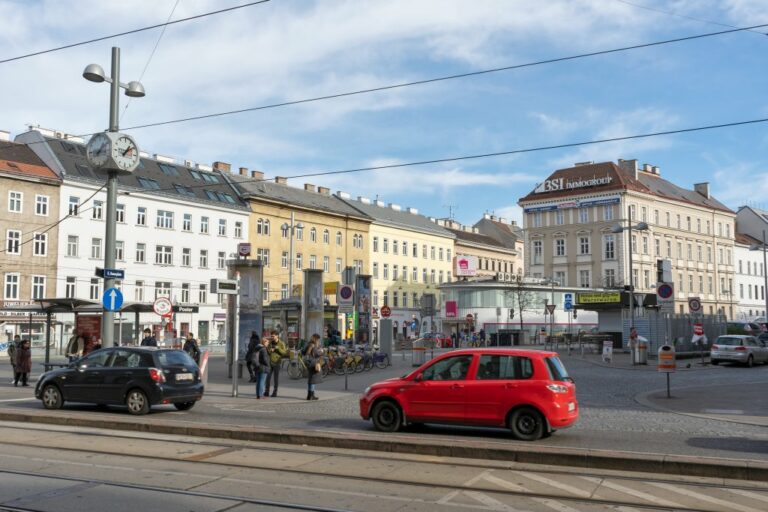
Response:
281,223,289,231
83,63,106,83
296,222,304,229
636,221,650,231
610,224,623,234
125,81,145,97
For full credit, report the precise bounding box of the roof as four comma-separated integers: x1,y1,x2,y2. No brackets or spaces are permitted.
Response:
0,141,59,183
340,197,455,238
447,227,512,251
472,218,521,249
44,136,250,211
735,232,762,246
229,175,369,219
519,161,733,213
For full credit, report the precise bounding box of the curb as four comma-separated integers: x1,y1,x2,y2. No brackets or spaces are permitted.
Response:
2,407,767,482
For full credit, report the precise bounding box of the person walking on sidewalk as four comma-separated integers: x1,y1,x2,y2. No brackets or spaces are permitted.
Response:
140,328,157,347
245,331,260,382
65,333,84,362
252,335,270,399
183,332,201,365
265,330,287,397
304,333,323,400
13,339,31,387
7,335,20,384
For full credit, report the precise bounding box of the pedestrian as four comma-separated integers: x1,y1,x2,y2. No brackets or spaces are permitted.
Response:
265,330,287,397
183,332,201,364
65,333,84,362
251,334,270,399
13,338,31,387
83,335,99,356
304,333,323,400
245,331,260,382
140,328,157,347
7,335,20,383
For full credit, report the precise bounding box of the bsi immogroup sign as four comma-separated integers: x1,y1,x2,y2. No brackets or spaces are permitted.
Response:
534,174,613,194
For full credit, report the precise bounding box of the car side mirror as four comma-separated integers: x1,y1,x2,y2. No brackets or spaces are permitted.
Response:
415,373,424,382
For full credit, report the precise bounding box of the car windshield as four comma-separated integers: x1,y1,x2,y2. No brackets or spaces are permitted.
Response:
156,350,196,366
545,356,572,382
716,337,744,346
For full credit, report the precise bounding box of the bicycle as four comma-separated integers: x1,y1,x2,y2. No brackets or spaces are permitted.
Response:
372,348,390,369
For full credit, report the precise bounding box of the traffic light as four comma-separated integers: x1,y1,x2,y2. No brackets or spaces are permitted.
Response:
657,259,664,283
509,308,515,319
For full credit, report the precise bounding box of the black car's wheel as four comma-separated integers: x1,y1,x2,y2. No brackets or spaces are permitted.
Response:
711,359,719,365
746,355,754,368
371,401,402,432
41,384,63,410
125,389,150,415
509,407,545,441
173,401,195,411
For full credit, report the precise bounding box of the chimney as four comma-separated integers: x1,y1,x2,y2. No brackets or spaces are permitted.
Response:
490,215,497,221
642,163,654,173
213,161,231,172
318,186,330,195
304,183,316,192
337,191,351,199
407,207,418,214
389,203,402,211
499,217,507,223
0,130,9,142
694,182,710,199
184,159,195,168
511,220,517,226
483,213,491,219
652,166,661,175
154,154,175,163
239,167,248,176
618,158,639,180
358,196,371,204
250,170,264,180
375,200,385,207
275,176,288,185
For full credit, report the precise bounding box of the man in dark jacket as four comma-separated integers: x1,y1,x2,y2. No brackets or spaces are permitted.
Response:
245,331,260,382
140,328,157,347
252,335,270,399
183,332,201,364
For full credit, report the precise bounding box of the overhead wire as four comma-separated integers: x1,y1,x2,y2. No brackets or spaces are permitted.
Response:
0,0,272,65
614,0,768,35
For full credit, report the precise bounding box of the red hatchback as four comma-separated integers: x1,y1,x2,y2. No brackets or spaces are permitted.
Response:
360,348,577,440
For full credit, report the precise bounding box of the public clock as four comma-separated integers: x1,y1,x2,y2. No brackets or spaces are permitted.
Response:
85,131,141,174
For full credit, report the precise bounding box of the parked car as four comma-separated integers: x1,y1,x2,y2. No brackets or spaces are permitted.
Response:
710,335,768,367
35,347,204,415
418,332,452,348
726,322,763,335
359,348,577,440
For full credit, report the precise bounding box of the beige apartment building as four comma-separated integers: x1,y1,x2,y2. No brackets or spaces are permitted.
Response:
518,159,737,318
435,218,520,280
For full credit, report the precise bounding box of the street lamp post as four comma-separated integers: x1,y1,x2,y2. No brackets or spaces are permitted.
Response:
612,207,649,362
281,212,303,298
749,229,768,321
83,47,145,348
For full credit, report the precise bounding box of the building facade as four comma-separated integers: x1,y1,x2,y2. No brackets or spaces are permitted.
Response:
473,214,525,275
733,233,766,321
518,159,737,318
0,136,61,341
436,219,520,280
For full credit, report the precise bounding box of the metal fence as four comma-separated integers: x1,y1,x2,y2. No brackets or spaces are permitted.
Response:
624,310,726,355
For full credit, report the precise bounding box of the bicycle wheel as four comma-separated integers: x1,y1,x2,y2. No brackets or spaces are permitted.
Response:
344,361,355,374
374,354,388,369
364,356,374,371
355,357,365,373
287,361,303,380
333,359,346,375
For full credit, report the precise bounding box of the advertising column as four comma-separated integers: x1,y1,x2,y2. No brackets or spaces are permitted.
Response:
302,269,324,343
355,274,372,345
227,259,263,376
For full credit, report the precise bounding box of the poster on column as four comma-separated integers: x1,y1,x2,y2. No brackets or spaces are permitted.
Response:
227,260,263,362
76,316,102,347
302,270,324,342
355,275,372,345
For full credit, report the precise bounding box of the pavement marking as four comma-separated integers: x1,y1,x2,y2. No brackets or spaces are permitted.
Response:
702,409,744,414
511,470,592,498
726,488,768,504
531,497,582,512
0,397,37,403
437,490,462,505
464,469,497,487
463,490,532,512
592,479,687,509
480,473,528,493
648,482,764,512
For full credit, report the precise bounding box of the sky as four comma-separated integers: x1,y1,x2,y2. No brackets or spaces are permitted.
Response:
2,0,768,227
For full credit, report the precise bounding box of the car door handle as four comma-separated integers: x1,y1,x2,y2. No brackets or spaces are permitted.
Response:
505,383,518,389
451,384,464,390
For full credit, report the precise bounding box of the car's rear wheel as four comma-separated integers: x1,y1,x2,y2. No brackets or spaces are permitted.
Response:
173,401,195,411
126,389,150,415
746,355,754,368
509,407,544,441
371,401,402,432
711,359,719,365
41,384,63,410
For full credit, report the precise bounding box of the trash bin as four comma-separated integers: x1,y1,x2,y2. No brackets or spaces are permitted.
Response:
635,336,648,365
412,340,426,367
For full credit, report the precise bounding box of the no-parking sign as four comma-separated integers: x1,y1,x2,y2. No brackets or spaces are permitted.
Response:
656,282,674,312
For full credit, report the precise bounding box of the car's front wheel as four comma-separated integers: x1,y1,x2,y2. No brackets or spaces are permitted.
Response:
746,355,754,368
173,401,195,411
711,359,719,365
371,401,402,432
509,407,545,441
41,384,63,410
126,389,150,415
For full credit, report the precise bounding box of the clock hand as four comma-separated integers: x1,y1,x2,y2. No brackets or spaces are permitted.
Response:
122,146,134,157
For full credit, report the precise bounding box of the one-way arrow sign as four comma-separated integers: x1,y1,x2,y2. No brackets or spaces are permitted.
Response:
102,287,123,312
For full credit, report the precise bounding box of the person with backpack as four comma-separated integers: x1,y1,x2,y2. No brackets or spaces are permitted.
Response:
251,334,271,399
183,332,201,365
245,331,260,382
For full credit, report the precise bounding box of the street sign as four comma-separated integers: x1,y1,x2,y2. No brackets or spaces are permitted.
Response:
380,305,392,317
173,305,199,313
153,297,172,317
210,278,238,295
103,268,124,279
546,304,556,314
102,287,123,312
564,293,573,311
237,242,251,257
688,296,702,313
693,323,704,336
337,284,354,313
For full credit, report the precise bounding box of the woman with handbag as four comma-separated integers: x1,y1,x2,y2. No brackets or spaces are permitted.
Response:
304,333,323,400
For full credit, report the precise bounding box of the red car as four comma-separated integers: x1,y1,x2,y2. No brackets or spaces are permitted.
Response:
359,348,577,441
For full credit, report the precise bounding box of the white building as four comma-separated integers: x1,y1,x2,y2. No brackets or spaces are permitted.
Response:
733,234,766,321
17,127,250,343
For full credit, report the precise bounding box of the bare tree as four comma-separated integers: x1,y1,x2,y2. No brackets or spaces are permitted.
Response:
504,278,538,331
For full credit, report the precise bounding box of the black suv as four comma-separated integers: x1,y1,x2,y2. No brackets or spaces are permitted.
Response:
35,347,204,415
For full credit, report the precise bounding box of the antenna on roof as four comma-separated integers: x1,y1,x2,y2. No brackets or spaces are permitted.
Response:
443,203,458,220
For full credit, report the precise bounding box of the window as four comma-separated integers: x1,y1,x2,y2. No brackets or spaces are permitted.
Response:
65,277,76,298
136,243,146,263
533,240,543,264
423,244,428,258
181,247,191,266
323,229,330,244
155,282,171,299
579,207,588,223
199,284,207,303
644,270,650,289
431,269,436,283
235,221,243,238
555,210,564,225
263,283,269,302
699,275,704,293
200,216,209,234
181,283,190,303
35,195,49,216
447,248,451,261
4,273,19,299
579,270,590,288
89,278,100,300
137,177,160,189
383,291,389,306
555,238,565,256
157,246,174,265
629,204,636,220
687,243,692,260
679,273,684,294
383,239,389,253
199,250,208,268
439,247,444,260
263,220,270,236
373,237,379,252
641,206,647,222
655,238,660,256
336,258,342,273
554,271,565,286
697,245,702,262
642,236,648,255
183,213,192,231
309,255,317,269
335,231,341,245
653,209,659,225
373,262,379,278
218,251,226,269
605,269,615,287
281,224,289,238
373,291,379,306
8,191,22,213
412,244,418,257
477,355,533,380
67,235,78,257
68,196,79,216
5,230,20,255
393,291,399,307
631,234,637,253
91,238,102,259
92,200,103,220
431,246,436,259
158,163,180,176
726,224,731,238
383,264,389,280
218,219,227,236
281,284,288,300
403,293,408,308
579,236,589,255
402,266,408,282
697,218,701,233
135,281,144,302
296,253,302,269
413,292,419,307
667,240,672,257
533,211,542,227
156,210,174,229
323,256,329,272
295,226,303,240
115,240,124,261
603,205,613,221
604,235,615,260
31,275,45,299
676,214,681,229
422,355,473,381
393,265,399,281
688,274,693,292
256,218,264,234
740,283,745,299
281,251,289,268
666,211,670,227
137,206,146,226
412,267,418,282
310,227,317,242
393,240,399,255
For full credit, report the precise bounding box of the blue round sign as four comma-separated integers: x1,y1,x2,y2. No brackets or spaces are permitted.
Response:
657,283,673,300
102,287,124,312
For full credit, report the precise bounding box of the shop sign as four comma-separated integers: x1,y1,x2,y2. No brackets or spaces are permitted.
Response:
445,300,457,318
455,255,478,276
324,281,339,295
534,174,613,194
576,291,621,304
523,196,620,213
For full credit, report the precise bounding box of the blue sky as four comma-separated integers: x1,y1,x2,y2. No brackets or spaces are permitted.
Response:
2,0,768,226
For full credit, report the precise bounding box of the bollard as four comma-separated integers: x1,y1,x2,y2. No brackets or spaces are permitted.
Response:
344,371,348,391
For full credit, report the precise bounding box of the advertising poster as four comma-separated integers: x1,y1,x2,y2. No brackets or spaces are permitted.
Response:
227,260,263,363
355,275,372,345
76,316,102,345
302,269,324,342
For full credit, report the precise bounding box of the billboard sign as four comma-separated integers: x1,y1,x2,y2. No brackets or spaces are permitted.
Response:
454,255,478,277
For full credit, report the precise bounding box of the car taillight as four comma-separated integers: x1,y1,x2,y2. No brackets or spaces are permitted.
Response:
149,368,166,383
735,346,747,351
546,384,569,393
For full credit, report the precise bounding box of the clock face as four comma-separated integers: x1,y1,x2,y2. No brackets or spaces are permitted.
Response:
86,133,110,168
111,135,140,172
